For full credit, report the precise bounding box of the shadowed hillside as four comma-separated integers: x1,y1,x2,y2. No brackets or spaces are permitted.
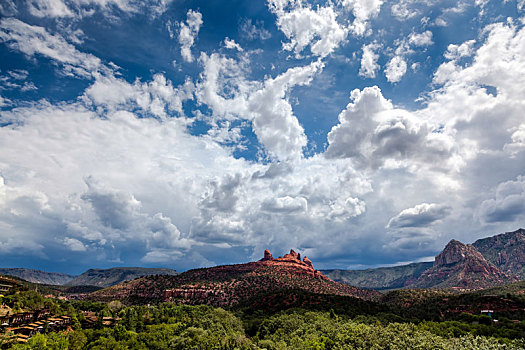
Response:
67,267,179,288
90,249,381,306
322,262,433,290
0,268,76,285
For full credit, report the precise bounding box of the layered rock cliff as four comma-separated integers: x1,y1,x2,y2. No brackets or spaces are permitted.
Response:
473,228,525,279
414,239,516,289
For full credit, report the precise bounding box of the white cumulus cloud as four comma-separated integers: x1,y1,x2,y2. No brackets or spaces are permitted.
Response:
387,203,452,228
408,30,433,46
268,0,349,58
339,0,383,35
385,55,407,83
359,42,380,78
478,177,525,223
179,9,203,62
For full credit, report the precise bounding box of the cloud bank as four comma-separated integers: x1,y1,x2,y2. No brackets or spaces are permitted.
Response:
1,0,524,272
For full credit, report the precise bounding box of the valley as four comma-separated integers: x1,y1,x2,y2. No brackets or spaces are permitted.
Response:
2,228,525,348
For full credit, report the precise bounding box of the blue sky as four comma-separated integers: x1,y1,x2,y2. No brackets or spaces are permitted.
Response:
1,0,525,274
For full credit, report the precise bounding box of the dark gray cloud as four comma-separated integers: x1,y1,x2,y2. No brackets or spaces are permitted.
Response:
252,162,293,180
260,196,307,214
200,173,242,212
479,177,525,223
81,178,138,230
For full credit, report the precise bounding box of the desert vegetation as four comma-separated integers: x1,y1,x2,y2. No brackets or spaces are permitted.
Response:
3,289,525,349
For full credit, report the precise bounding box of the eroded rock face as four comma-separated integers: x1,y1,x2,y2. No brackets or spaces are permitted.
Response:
414,239,516,289
303,256,313,268
497,250,508,265
435,240,485,267
262,249,324,278
261,249,274,261
283,249,301,261
473,228,525,279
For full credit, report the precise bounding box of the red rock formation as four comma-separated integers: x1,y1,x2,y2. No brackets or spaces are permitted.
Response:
473,228,525,279
261,249,274,261
164,287,231,306
414,239,516,289
434,240,480,266
303,256,313,268
497,250,508,265
282,249,301,260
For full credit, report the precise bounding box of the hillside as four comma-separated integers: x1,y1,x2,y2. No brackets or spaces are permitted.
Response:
91,249,381,306
326,228,525,291
473,228,525,279
67,267,179,287
322,262,433,290
413,240,516,289
382,281,525,322
0,268,76,285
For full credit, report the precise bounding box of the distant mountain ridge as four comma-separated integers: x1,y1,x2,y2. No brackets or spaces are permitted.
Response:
67,267,179,288
325,228,525,291
0,268,76,285
0,267,179,288
322,262,433,290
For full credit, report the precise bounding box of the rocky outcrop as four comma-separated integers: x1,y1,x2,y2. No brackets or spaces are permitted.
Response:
272,249,318,271
261,249,312,268
497,250,508,265
267,249,329,282
414,240,516,289
261,249,274,261
282,249,301,261
434,240,484,267
303,256,313,268
473,228,525,279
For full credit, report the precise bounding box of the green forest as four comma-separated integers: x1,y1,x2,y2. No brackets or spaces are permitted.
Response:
3,289,525,349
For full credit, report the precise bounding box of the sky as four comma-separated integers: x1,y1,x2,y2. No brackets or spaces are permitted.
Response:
0,0,524,274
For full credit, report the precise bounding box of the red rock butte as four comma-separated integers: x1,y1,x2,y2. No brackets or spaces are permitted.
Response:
91,247,381,306
259,249,324,279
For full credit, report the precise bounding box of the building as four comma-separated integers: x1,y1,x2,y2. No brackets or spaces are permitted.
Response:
481,309,494,319
0,276,16,294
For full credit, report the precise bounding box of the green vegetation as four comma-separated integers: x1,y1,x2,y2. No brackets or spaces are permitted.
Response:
382,288,525,322
3,290,525,349
1,290,71,316
4,304,525,349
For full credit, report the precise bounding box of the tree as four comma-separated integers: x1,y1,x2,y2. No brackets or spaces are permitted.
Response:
26,333,47,349
68,331,87,350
